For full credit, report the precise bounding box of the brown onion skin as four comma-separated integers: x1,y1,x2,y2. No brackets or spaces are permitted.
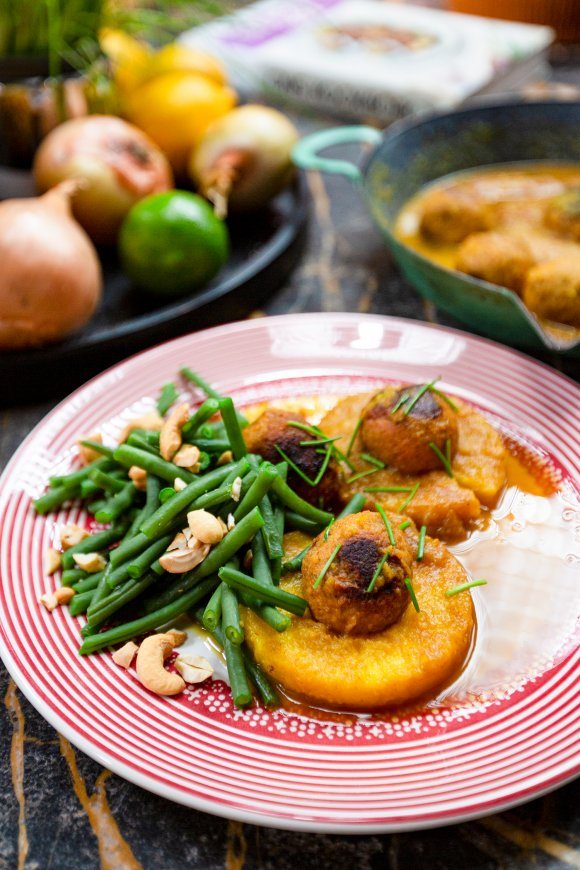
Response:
33,115,173,244
0,183,102,349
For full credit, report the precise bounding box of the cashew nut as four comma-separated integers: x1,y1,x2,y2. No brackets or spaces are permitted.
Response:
72,552,107,572
165,628,187,647
174,654,213,684
231,477,242,502
55,587,75,605
159,540,210,573
112,641,139,669
174,444,201,472
39,592,58,611
60,524,90,550
128,465,147,491
187,509,224,545
227,513,236,531
173,477,187,492
119,410,164,444
160,403,190,461
45,548,61,575
77,433,103,465
136,633,185,696
217,450,233,466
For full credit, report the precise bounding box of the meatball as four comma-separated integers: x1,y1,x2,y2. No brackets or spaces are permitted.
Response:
243,408,340,509
360,385,458,474
455,231,535,294
523,258,580,328
302,511,413,636
544,190,580,242
419,188,489,245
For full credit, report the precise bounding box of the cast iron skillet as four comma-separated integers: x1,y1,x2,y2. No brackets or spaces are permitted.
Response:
294,99,580,357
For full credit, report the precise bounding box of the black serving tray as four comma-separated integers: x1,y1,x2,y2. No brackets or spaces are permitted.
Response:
0,168,308,405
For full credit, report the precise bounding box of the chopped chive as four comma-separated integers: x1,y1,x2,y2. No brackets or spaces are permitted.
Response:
364,485,412,493
375,503,395,546
275,445,317,486
445,579,487,597
404,577,420,611
429,442,453,477
431,387,459,412
391,391,410,414
313,544,341,590
332,445,355,472
324,518,334,541
417,525,427,561
366,551,389,594
300,435,341,447
445,438,451,465
347,467,380,484
312,446,333,486
398,482,420,512
402,380,439,417
346,418,362,457
359,452,385,469
287,420,324,438
399,520,412,530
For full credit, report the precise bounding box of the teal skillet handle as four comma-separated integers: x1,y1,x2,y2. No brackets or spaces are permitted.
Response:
292,126,383,185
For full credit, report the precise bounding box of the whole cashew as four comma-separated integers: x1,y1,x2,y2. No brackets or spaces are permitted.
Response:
160,403,190,461
135,633,185,696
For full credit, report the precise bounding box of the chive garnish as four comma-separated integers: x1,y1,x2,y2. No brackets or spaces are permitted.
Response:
428,442,453,477
359,452,385,469
313,544,341,589
366,551,389,594
404,577,420,611
300,435,341,447
391,392,410,414
375,503,395,546
417,525,427,561
333,445,355,472
347,467,380,484
346,418,362,457
399,520,412,530
402,379,439,417
324,518,335,541
287,420,324,437
431,387,459,412
398,482,420,512
445,579,487,597
275,445,317,486
365,485,412,493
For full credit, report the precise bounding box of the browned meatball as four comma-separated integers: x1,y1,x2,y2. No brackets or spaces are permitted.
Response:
419,188,489,245
523,258,580,328
360,385,458,474
243,408,340,509
455,231,534,294
302,511,413,636
544,190,580,242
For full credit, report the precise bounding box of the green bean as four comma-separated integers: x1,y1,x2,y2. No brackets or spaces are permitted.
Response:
126,433,159,454
34,482,80,515
238,590,291,633
284,511,323,535
223,635,252,707
219,566,307,616
144,474,162,516
221,585,243,645
110,531,149,568
114,444,196,486
61,568,87,587
89,469,128,494
281,544,312,574
61,522,128,569
73,572,103,594
127,535,172,579
87,498,108,516
159,487,176,503
80,479,102,499
78,440,116,459
157,381,179,416
251,532,274,587
87,572,159,627
79,577,219,654
233,463,277,521
140,461,245,540
143,507,264,613
86,563,114,615
181,398,220,439
49,457,115,488
68,589,95,616
202,583,223,631
109,476,161,567
218,397,247,460
259,493,284,560
189,438,230,453
271,475,332,526
338,493,367,518
180,366,222,400
95,482,138,524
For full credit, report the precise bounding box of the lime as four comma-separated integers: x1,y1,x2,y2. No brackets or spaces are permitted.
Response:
119,190,229,295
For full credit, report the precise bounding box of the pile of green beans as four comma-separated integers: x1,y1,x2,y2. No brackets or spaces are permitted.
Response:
34,366,367,709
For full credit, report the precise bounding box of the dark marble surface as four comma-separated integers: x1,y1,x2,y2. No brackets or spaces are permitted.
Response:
2,70,580,869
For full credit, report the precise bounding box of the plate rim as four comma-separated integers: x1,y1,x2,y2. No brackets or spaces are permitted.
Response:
0,312,578,833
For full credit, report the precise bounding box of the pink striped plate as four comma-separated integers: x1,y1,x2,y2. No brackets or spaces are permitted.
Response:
0,313,578,832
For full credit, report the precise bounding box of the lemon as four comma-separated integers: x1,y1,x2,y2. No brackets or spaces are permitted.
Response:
99,28,152,94
124,72,237,175
145,44,227,87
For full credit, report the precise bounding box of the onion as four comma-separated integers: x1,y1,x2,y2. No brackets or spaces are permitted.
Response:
34,115,173,244
188,105,299,217
0,182,102,350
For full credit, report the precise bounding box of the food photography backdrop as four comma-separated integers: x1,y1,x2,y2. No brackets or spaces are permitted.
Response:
0,0,579,868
